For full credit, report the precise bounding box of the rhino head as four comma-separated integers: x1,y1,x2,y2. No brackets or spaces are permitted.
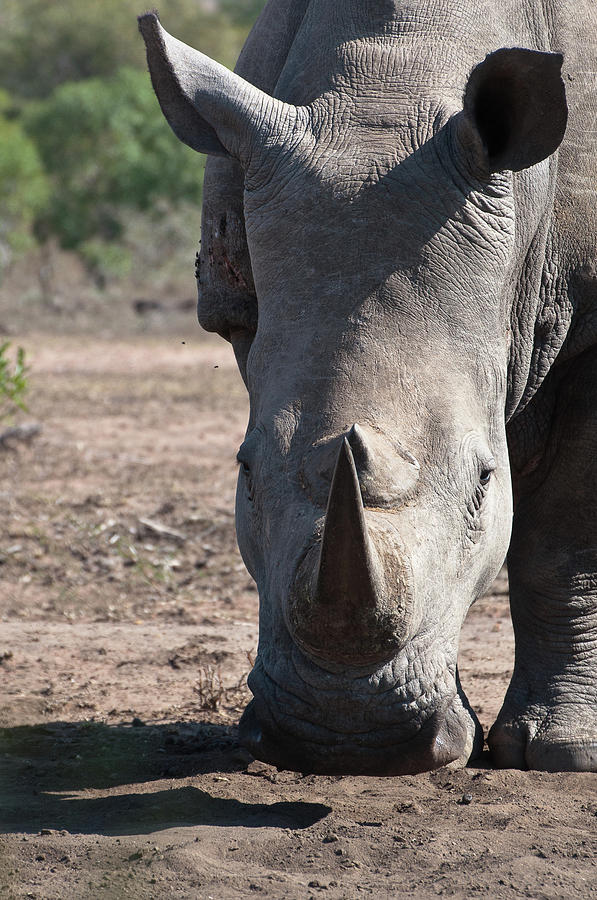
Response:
139,13,567,774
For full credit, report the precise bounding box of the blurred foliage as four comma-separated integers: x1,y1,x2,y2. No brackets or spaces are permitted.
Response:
78,239,133,288
0,342,29,422
23,68,205,250
0,0,265,99
119,200,203,290
219,0,267,29
0,90,50,275
0,0,266,289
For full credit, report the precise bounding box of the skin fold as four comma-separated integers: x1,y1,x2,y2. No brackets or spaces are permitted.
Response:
139,1,597,774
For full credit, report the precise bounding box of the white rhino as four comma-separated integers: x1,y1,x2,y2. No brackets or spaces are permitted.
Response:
139,0,597,774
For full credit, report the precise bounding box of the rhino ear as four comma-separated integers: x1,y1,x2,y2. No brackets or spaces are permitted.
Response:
461,48,567,172
138,12,298,166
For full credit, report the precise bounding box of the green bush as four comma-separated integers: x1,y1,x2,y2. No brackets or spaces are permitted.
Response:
0,0,262,100
0,91,50,274
78,239,132,287
0,342,29,422
0,0,266,288
24,68,205,251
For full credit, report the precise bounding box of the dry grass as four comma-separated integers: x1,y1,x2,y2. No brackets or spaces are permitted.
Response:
194,664,225,711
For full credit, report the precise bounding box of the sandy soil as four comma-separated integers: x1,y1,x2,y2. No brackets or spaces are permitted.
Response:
0,335,595,899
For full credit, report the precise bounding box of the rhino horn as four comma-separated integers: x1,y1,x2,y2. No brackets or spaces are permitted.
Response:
138,12,300,165
316,437,383,614
289,437,410,665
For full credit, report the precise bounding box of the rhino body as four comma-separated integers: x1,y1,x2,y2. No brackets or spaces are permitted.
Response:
140,0,597,774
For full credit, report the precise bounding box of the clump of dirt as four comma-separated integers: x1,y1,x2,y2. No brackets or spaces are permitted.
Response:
0,336,595,899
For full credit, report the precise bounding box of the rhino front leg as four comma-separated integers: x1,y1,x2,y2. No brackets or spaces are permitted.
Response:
490,350,597,771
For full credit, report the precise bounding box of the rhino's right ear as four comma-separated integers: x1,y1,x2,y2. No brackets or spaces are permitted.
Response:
460,47,567,173
138,12,299,167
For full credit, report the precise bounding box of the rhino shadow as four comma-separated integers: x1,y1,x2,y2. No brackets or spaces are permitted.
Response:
0,720,330,836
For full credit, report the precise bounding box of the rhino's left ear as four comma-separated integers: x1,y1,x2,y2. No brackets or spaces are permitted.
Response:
460,47,567,172
138,12,300,167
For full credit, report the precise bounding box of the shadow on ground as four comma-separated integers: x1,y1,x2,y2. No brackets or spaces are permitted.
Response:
0,721,331,836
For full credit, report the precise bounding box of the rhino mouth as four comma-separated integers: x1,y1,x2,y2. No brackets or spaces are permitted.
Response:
238,643,482,775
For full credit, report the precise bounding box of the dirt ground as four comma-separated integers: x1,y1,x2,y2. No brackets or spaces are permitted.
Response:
0,334,595,899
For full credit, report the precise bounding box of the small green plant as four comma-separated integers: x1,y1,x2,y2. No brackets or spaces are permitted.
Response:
0,341,29,422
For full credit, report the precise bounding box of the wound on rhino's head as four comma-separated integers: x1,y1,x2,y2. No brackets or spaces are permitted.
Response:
140,11,567,774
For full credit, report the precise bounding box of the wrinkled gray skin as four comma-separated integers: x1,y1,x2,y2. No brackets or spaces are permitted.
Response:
139,0,597,774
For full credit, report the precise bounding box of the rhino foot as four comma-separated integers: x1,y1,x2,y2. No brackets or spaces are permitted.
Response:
488,702,597,772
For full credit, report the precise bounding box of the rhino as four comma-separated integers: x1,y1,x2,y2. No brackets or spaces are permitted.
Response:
139,0,597,774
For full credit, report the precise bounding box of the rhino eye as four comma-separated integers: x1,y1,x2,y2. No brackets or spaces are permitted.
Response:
238,460,255,502
237,444,255,501
479,469,492,486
